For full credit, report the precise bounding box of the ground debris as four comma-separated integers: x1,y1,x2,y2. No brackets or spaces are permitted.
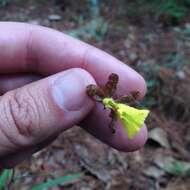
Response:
48,14,62,21
143,166,165,179
154,154,190,176
148,128,171,148
1,1,190,189
74,144,111,183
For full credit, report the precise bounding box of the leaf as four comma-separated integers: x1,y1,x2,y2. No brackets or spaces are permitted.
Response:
148,128,170,148
143,166,165,179
166,160,190,176
31,173,83,190
154,155,190,176
74,144,111,183
0,169,11,189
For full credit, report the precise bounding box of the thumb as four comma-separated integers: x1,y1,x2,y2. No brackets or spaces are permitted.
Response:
0,68,95,156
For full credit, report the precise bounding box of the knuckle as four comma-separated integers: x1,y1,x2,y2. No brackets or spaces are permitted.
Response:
2,89,41,139
82,46,95,70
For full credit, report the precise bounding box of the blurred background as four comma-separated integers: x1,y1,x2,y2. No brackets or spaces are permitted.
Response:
0,0,190,189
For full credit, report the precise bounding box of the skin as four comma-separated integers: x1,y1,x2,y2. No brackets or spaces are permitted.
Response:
0,22,147,168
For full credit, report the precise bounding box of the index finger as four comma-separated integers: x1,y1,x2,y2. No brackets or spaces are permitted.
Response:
0,22,146,98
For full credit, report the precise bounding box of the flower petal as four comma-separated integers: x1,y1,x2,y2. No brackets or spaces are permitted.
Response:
102,98,149,139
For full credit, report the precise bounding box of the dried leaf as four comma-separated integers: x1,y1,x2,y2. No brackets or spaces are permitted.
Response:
74,145,111,183
148,128,170,148
143,166,165,179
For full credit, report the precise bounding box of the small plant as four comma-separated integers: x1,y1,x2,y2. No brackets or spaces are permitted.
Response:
31,173,83,190
110,0,190,24
0,169,82,189
0,0,10,6
156,0,189,23
0,169,12,189
86,73,149,139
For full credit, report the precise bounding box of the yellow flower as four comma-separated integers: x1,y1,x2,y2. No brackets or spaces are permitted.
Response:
103,98,149,139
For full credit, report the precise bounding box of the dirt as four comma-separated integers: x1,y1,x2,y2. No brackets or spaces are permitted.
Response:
0,1,190,189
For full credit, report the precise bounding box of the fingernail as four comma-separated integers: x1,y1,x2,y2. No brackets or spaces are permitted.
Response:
51,71,88,111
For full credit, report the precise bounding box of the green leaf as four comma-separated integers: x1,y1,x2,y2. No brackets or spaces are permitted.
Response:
0,169,11,189
31,173,83,190
166,160,190,176
155,155,190,176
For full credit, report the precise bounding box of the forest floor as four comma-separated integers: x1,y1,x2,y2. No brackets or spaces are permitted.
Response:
0,1,190,189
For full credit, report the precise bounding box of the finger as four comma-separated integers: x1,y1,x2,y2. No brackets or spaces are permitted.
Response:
0,68,95,157
0,22,146,97
0,22,147,151
0,75,147,154
0,74,41,94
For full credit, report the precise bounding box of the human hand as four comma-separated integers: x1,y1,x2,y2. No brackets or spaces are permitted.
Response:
0,22,147,168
